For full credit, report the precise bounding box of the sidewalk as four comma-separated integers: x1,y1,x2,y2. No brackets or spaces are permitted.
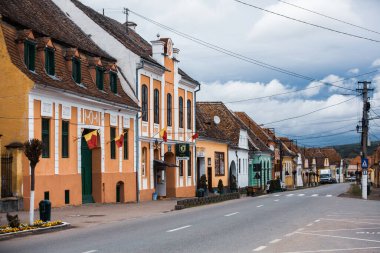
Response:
0,199,177,228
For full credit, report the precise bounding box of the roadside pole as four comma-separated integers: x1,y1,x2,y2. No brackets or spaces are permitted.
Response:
357,81,372,200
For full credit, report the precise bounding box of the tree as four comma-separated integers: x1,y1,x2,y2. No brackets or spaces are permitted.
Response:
24,139,42,225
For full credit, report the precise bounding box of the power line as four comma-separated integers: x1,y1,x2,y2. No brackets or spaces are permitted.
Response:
278,0,380,36
129,9,357,91
296,129,355,141
262,95,358,125
232,0,380,43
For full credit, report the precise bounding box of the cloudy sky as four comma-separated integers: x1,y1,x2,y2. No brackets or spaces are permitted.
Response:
80,0,380,147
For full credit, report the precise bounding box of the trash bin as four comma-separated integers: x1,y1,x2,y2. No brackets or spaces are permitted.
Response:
39,200,51,222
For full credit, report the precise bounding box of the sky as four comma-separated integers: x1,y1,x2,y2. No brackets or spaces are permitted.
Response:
80,0,380,147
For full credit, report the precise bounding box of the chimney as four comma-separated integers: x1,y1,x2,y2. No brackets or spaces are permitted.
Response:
127,21,137,31
151,39,165,65
173,48,180,61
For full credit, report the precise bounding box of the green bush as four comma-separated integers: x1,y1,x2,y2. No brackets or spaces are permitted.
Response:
218,179,224,194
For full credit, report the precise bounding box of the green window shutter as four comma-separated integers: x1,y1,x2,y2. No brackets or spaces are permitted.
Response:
65,190,70,204
24,42,29,68
45,48,55,75
110,127,116,159
24,41,36,71
96,67,104,90
62,120,69,158
42,118,50,158
123,130,128,160
110,72,117,93
72,58,81,83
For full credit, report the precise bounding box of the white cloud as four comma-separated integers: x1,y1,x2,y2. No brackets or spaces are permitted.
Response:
372,58,380,68
348,68,359,74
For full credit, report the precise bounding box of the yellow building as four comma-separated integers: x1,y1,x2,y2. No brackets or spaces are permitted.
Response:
0,1,139,210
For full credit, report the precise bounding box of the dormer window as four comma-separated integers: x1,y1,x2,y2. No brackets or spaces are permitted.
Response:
96,67,104,90
24,40,36,71
44,47,55,76
72,57,81,83
110,71,117,94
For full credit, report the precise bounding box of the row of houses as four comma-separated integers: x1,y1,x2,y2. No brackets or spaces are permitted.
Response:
0,0,345,211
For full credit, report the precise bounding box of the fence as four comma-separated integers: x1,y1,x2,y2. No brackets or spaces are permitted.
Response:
1,153,13,198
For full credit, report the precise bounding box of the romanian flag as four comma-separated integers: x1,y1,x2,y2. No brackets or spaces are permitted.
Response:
159,128,167,142
192,133,199,140
115,133,124,148
84,130,98,149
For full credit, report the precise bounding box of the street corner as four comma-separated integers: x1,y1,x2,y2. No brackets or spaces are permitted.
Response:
253,213,380,253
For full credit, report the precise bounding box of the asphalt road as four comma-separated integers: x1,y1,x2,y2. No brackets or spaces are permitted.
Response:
1,183,380,253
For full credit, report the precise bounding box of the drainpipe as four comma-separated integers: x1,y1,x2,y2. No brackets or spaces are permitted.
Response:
194,83,201,187
235,150,239,189
135,61,144,203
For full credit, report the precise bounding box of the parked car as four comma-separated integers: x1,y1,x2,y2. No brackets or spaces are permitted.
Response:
347,176,356,182
266,180,286,193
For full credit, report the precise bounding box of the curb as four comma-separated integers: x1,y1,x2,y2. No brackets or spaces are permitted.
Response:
0,222,71,240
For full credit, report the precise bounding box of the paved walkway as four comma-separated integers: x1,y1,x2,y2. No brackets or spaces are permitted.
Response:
0,199,177,228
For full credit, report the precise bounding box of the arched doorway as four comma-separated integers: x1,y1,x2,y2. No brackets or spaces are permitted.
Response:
116,181,124,203
230,161,237,191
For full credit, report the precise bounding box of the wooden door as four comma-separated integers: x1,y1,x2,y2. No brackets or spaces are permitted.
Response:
207,167,213,192
81,136,94,203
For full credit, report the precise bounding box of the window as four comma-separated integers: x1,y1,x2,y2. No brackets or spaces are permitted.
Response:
179,160,184,177
96,67,104,90
142,85,148,122
65,190,70,204
179,97,183,128
24,40,36,71
62,120,69,158
110,71,117,94
72,57,81,83
123,129,128,160
187,152,192,177
45,47,55,75
167,93,172,126
187,99,192,129
154,89,159,124
42,118,50,158
215,152,225,176
110,127,116,159
142,147,147,176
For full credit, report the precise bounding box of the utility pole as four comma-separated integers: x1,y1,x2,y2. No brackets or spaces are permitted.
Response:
357,81,372,200
123,8,129,35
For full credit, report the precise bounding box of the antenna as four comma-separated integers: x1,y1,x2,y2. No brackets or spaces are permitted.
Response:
123,8,129,35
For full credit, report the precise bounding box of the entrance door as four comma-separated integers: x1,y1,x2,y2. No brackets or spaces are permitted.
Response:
81,136,94,203
207,167,213,192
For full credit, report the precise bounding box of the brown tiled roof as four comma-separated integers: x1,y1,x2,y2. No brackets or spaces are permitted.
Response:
0,0,113,60
179,68,201,86
278,137,297,157
234,112,272,153
321,148,341,166
196,102,245,147
0,1,138,108
235,112,273,145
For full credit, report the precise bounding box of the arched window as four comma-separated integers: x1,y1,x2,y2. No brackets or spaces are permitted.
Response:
142,85,148,122
142,147,147,176
179,97,183,128
167,93,172,126
187,99,191,129
154,89,159,124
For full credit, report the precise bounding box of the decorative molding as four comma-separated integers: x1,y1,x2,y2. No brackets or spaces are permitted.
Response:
110,114,117,126
41,101,53,117
62,105,71,119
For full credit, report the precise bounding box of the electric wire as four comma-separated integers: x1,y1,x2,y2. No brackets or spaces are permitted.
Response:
278,0,380,36
232,0,380,43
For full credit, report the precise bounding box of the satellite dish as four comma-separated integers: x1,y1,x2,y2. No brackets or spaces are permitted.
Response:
214,115,220,125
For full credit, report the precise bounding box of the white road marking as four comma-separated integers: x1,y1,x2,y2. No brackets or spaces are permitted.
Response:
257,205,264,208
314,220,320,223
311,194,318,197
224,212,239,217
321,218,380,225
274,194,281,197
307,223,313,227
326,194,332,197
298,194,305,196
287,194,294,197
166,225,192,232
274,199,280,202
285,232,295,237
296,231,380,243
282,246,380,253
269,238,282,244
253,246,267,251
297,228,305,232
82,251,98,253
307,227,380,232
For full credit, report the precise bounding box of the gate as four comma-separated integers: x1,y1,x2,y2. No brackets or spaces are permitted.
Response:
1,153,13,198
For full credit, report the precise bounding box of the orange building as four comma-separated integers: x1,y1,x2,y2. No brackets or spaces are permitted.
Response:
0,1,139,210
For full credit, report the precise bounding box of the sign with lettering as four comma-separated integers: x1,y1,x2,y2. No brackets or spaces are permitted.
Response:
176,144,190,160
83,109,100,126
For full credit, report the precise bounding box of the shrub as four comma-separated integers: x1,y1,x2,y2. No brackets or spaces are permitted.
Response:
218,179,224,194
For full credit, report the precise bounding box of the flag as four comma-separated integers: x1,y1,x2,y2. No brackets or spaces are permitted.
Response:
115,133,124,148
192,133,199,140
159,128,167,142
84,130,98,149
